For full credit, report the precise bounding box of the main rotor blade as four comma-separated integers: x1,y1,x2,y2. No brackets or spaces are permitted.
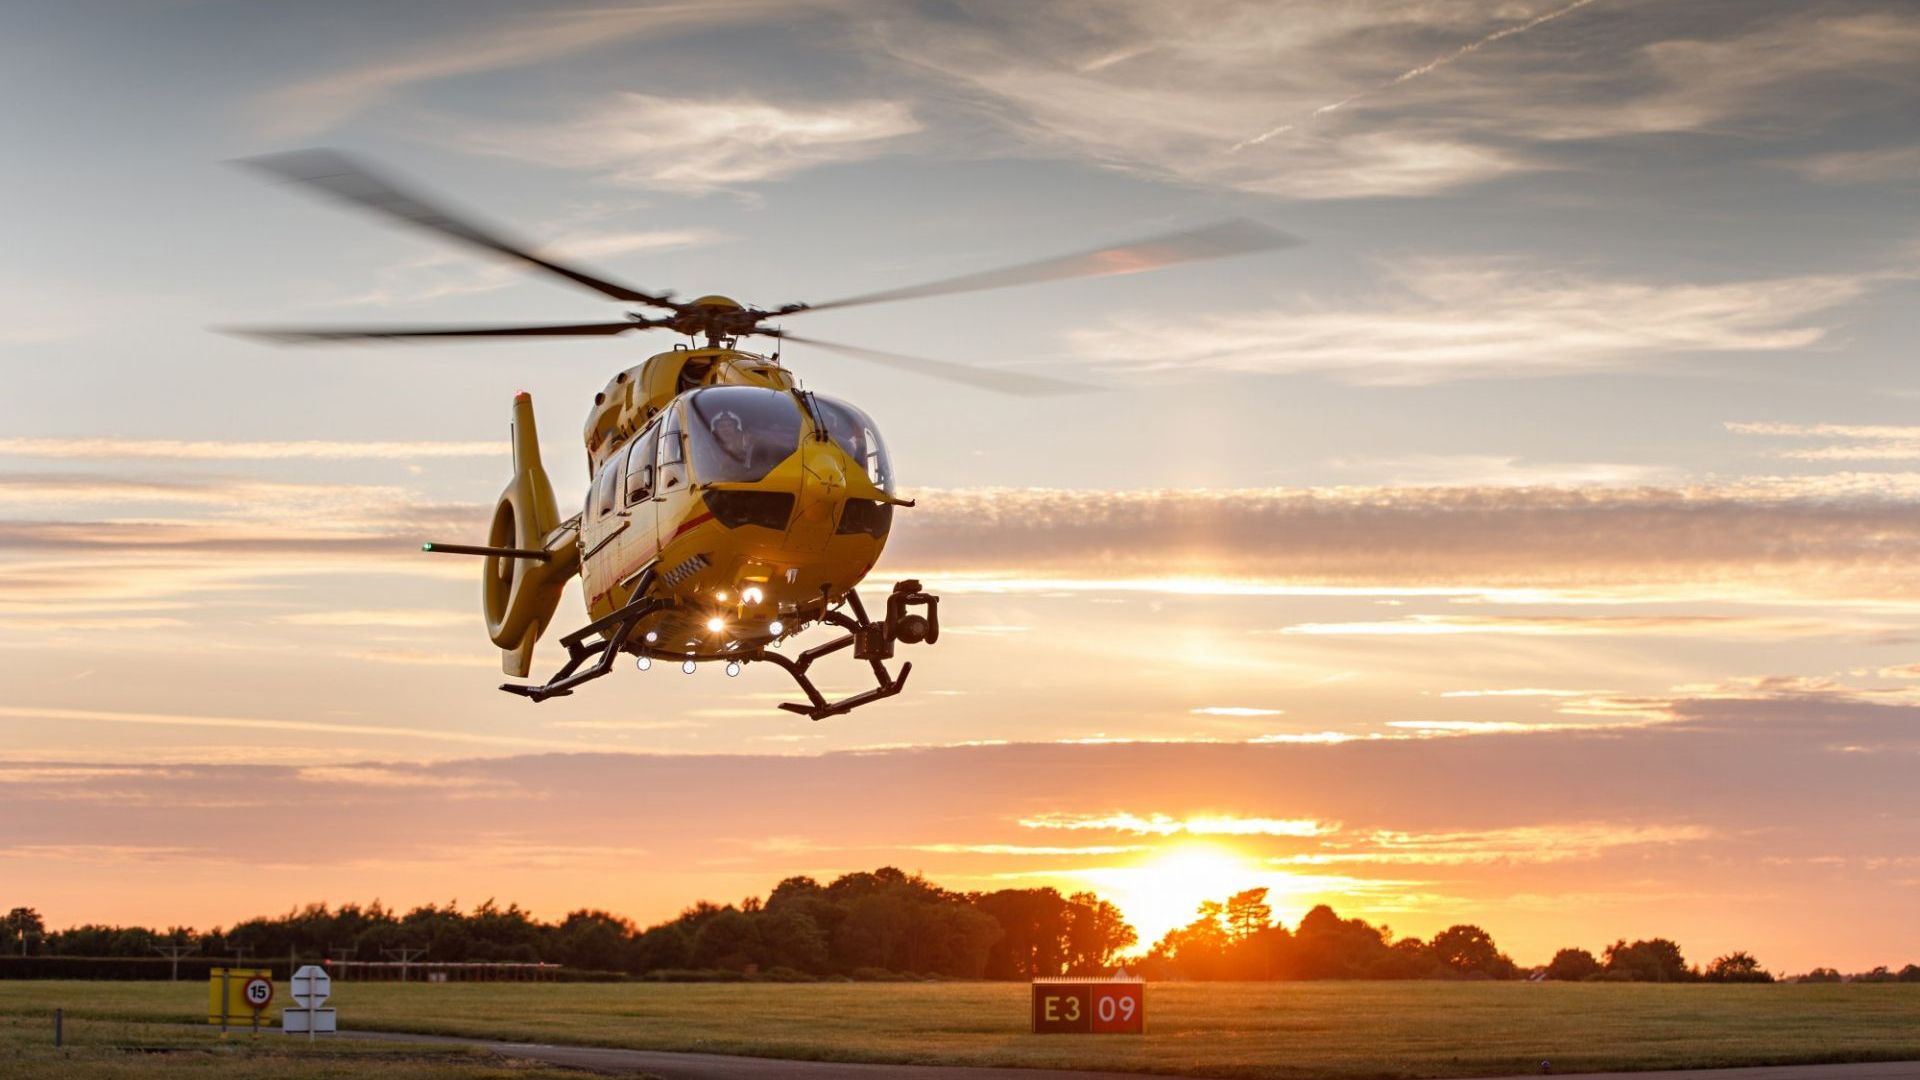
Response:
225,321,647,344
794,219,1299,315
238,149,679,309
772,333,1097,397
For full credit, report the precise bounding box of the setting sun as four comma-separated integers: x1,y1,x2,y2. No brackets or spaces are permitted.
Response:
1074,844,1268,949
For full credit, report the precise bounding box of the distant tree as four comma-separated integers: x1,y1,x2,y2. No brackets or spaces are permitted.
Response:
1064,892,1137,974
1604,938,1692,982
1282,904,1395,980
633,923,693,972
1850,965,1896,983
1223,889,1273,944
975,888,1071,978
1703,951,1772,983
1546,947,1602,981
5,908,45,956
1799,967,1843,983
756,906,829,974
1899,964,1920,984
1148,902,1231,981
1431,924,1518,979
1369,936,1442,979
690,908,760,971
551,910,632,971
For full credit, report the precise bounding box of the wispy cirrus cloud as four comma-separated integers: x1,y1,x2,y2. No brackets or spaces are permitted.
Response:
1292,821,1716,867
0,438,502,460
330,228,724,308
1788,145,1920,186
889,478,1920,604
256,3,788,137
1068,260,1876,385
1728,421,1920,462
873,3,1920,200
1019,812,1332,838
1279,614,1884,640
461,93,919,193
0,705,579,752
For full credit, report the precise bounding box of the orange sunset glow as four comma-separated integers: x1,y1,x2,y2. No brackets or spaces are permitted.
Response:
6,0,1920,988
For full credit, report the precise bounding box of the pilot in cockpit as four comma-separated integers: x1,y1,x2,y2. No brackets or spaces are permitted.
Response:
709,409,756,468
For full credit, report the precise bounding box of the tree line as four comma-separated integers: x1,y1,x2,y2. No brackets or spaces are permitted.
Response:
3,869,1135,980
1133,887,1919,983
10,881,1919,982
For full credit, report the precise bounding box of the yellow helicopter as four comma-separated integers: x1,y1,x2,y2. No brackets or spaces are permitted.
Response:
234,150,1295,718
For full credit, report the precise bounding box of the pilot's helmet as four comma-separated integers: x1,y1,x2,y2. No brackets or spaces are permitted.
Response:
711,409,745,433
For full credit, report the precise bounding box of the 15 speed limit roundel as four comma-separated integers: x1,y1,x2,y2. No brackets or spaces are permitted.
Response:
242,976,274,1010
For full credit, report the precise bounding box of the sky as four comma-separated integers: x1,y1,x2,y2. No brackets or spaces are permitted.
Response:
2,0,1918,971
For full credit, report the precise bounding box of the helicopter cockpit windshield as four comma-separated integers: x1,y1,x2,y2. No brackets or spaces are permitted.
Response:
686,386,804,484
815,396,893,494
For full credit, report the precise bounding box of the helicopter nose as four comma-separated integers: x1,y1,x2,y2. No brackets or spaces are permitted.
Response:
781,443,848,554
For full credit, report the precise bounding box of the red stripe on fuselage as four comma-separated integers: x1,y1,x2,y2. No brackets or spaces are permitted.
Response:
670,511,715,540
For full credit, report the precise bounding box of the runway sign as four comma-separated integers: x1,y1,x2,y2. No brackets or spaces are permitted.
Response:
1031,974,1145,1034
207,967,274,1027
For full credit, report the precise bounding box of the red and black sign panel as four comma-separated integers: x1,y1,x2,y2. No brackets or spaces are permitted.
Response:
1031,980,1144,1034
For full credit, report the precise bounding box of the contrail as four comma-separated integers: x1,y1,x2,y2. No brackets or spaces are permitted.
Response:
1232,0,1603,152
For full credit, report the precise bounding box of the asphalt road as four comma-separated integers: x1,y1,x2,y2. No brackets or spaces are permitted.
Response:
340,1028,1166,1077
338,1031,1920,1080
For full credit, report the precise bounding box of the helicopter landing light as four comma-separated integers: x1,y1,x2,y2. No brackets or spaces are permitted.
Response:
768,620,784,636
644,631,658,643
705,616,726,632
726,661,741,678
742,587,765,605
715,590,730,602
682,658,697,674
636,656,651,671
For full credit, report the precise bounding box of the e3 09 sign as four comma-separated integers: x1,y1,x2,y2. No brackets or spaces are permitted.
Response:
1030,977,1144,1034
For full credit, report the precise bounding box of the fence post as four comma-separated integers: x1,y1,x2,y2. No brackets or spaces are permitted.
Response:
54,1008,62,1047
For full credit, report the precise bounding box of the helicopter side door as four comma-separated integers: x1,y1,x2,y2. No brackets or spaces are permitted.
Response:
610,421,662,603
579,448,627,616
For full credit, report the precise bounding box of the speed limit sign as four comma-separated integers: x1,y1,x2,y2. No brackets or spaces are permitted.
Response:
242,976,274,1010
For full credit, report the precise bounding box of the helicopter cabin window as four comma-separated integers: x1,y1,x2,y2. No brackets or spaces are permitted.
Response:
624,426,658,506
658,406,686,492
594,454,621,518
815,396,893,493
685,387,803,485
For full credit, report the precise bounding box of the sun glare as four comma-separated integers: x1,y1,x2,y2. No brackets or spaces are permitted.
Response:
1076,843,1266,949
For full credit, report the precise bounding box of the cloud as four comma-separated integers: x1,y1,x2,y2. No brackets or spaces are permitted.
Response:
910,843,1150,856
1439,688,1597,698
461,93,920,193
871,3,1920,200
1322,454,1677,488
1788,145,1920,186
0,705,578,753
257,3,787,136
0,438,503,461
1299,822,1716,867
887,478,1920,604
278,609,470,629
1019,812,1332,838
331,228,724,308
1278,614,1881,639
1067,260,1876,385
1727,421,1920,462
4,702,1919,968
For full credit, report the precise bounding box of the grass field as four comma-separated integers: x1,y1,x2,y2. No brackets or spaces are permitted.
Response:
0,1008,596,1080
2,980,1917,1079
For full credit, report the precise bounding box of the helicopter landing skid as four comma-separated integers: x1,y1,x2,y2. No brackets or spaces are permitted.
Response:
758,582,940,720
500,591,665,703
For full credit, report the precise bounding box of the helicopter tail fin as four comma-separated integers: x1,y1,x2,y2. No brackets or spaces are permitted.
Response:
482,392,579,676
